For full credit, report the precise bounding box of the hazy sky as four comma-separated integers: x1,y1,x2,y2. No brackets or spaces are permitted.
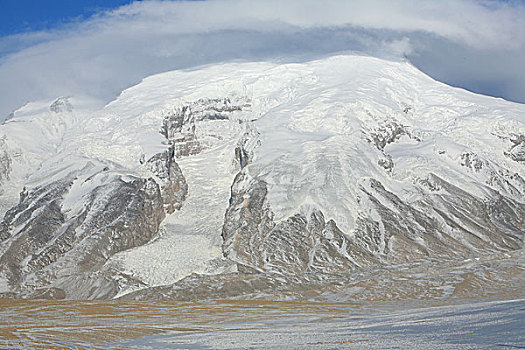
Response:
0,0,524,119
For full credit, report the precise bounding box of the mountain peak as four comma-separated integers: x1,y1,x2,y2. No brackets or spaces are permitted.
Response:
0,54,523,300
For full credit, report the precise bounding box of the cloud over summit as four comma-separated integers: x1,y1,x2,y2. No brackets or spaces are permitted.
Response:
1,0,524,118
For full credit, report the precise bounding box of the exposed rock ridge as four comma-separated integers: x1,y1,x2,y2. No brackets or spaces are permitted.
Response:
222,171,377,275
355,175,524,265
505,134,525,163
0,98,199,297
161,97,250,158
0,55,524,302
221,169,524,277
0,170,165,298
367,121,420,172
49,97,73,114
144,146,188,214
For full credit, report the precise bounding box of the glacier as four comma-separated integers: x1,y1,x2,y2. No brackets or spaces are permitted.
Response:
0,54,523,300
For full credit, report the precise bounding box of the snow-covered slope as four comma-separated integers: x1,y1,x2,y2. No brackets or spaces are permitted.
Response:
0,55,523,300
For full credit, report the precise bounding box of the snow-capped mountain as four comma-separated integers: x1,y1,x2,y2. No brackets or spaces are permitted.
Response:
0,55,523,300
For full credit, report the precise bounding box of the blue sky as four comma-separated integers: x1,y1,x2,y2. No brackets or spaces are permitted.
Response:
0,0,524,119
0,0,137,36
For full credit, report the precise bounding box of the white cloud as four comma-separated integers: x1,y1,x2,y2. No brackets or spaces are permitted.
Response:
1,0,524,118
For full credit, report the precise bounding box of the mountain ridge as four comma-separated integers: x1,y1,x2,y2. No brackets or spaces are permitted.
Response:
0,54,523,300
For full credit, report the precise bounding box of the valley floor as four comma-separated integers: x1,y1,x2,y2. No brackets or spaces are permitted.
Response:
1,297,523,349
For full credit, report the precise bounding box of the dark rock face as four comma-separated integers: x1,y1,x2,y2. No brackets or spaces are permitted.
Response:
222,169,524,279
0,178,72,285
161,98,247,158
355,175,524,264
378,155,394,171
505,134,525,163
460,152,484,171
423,174,524,249
235,146,250,170
367,122,420,173
0,172,166,298
0,97,253,299
145,146,188,214
368,122,410,151
49,97,73,113
218,115,524,296
222,171,377,274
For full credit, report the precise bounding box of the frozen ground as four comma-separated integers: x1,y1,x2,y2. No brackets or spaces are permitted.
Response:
0,298,523,349
123,299,525,349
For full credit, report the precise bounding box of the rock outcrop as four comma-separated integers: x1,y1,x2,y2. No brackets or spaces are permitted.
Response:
506,134,525,163
222,171,377,274
0,55,523,301
145,147,188,214
0,170,166,298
